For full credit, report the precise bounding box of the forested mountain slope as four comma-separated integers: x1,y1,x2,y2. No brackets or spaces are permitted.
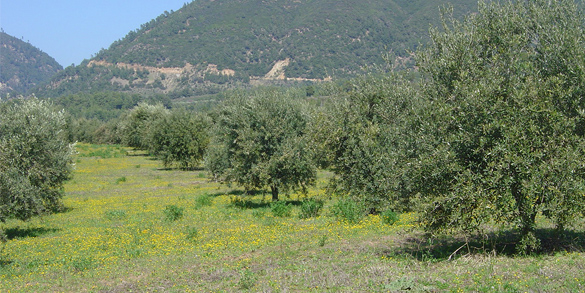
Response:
34,0,477,98
0,32,63,97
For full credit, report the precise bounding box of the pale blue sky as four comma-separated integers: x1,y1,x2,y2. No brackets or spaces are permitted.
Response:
1,0,191,67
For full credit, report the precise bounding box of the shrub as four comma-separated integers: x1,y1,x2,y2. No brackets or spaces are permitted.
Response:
252,209,265,218
229,196,251,209
194,193,213,209
381,210,399,225
299,198,324,219
237,269,257,290
163,205,184,222
318,234,327,247
186,226,199,242
105,209,127,220
330,199,363,224
271,200,292,218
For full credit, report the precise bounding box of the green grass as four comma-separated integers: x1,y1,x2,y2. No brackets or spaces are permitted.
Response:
74,143,127,158
0,143,584,292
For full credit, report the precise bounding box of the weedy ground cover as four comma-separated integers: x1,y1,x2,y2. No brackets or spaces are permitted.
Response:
0,143,584,292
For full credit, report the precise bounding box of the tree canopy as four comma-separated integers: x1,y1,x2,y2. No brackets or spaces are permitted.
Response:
409,0,585,252
149,110,210,170
0,98,74,225
309,73,419,212
118,102,170,150
207,88,316,200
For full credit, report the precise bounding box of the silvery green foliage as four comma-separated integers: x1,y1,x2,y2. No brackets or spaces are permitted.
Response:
309,73,419,213
118,102,169,150
410,0,585,252
149,110,210,170
315,0,585,253
207,88,316,201
0,98,75,222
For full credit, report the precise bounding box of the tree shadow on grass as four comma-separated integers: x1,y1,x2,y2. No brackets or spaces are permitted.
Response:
231,200,272,209
0,259,12,267
389,228,585,261
219,190,305,210
125,150,149,157
202,188,309,209
231,199,305,210
3,227,60,240
1,226,61,266
155,166,205,171
207,189,266,198
50,205,74,215
208,188,309,201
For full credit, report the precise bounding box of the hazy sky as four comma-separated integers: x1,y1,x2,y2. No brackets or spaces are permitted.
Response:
1,0,191,67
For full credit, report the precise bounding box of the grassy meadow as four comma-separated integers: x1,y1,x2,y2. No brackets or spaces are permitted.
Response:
0,143,584,292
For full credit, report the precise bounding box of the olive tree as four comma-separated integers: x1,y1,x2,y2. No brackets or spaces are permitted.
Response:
0,98,75,236
149,110,210,170
406,0,585,252
309,73,419,212
118,102,169,150
207,88,316,201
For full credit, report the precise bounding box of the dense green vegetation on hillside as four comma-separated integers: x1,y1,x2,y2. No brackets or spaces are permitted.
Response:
32,60,250,99
97,0,454,77
97,0,477,77
53,92,171,121
33,0,477,98
0,32,62,96
47,92,172,145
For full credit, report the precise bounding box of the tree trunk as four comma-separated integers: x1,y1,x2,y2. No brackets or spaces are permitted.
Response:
511,168,538,253
271,186,279,201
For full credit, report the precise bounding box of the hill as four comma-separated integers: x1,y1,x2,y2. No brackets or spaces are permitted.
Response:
33,0,477,98
0,32,63,97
